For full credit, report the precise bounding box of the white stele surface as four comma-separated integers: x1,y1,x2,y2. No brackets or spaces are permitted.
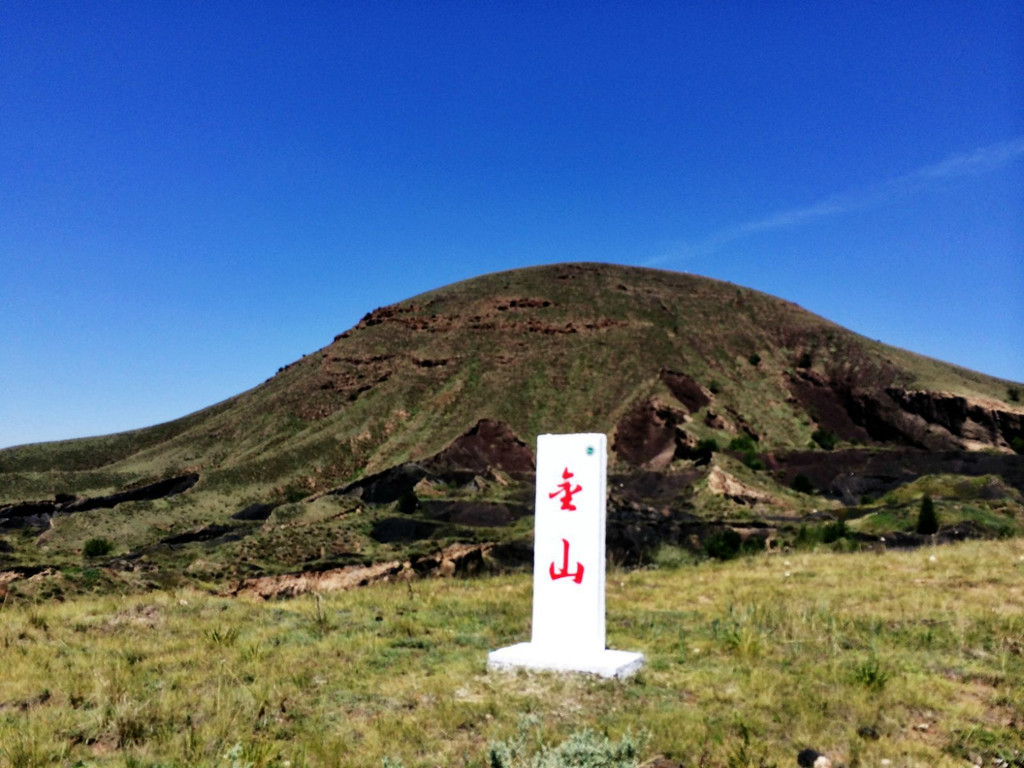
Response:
531,433,607,653
488,433,643,678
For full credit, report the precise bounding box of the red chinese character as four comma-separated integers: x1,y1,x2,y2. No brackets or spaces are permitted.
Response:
549,467,582,511
549,538,584,584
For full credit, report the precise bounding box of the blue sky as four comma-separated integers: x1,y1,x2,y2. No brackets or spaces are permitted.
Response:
1,2,1022,449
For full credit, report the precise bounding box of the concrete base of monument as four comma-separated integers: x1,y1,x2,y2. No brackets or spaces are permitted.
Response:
487,643,644,679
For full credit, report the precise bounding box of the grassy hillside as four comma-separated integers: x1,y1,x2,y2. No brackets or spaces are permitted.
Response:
2,264,1021,587
2,539,1022,767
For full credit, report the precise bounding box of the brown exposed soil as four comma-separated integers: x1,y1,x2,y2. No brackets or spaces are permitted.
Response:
419,500,530,527
705,466,775,506
228,542,493,599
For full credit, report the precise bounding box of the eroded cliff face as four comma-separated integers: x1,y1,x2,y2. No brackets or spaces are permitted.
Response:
786,369,1023,453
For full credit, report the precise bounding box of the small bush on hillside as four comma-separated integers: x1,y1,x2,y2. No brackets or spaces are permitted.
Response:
821,519,847,544
704,528,743,560
727,434,763,470
812,428,838,450
917,494,939,535
728,434,757,453
1011,437,1024,455
791,474,815,494
748,353,761,366
741,453,766,471
83,538,113,558
708,380,722,394
1008,387,1021,403
797,351,813,369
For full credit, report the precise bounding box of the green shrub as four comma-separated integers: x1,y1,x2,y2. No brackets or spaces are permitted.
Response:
791,474,815,494
1011,436,1024,455
811,428,838,450
821,519,847,543
797,351,813,368
727,434,763,470
852,656,889,690
728,434,757,453
83,538,113,558
917,494,938,535
704,528,743,560
748,353,761,366
487,725,646,768
1008,387,1021,403
741,453,766,471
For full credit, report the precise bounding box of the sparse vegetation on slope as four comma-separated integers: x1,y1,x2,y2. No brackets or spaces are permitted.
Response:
1,263,1022,589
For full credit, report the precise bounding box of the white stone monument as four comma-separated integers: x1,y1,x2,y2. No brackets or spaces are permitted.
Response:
488,433,643,678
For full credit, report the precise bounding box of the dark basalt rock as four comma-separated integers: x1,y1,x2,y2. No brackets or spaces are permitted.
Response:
0,501,56,530
424,418,535,475
337,463,430,504
336,419,535,504
771,448,1024,503
63,473,200,513
160,524,245,546
232,503,277,521
612,399,692,468
419,500,530,527
1,474,201,531
660,369,712,413
370,517,441,543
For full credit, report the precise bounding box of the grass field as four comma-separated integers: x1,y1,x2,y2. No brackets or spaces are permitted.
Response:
2,540,1023,768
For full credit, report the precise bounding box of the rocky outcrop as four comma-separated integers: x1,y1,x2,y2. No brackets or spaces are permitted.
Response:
660,369,712,412
613,399,692,469
425,418,535,475
336,419,535,504
771,448,1024,503
227,542,493,599
63,473,200,513
787,369,1023,452
884,389,1023,450
0,473,200,530
705,466,775,506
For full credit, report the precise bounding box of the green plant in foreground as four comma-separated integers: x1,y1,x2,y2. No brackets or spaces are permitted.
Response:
486,719,646,768
852,655,890,691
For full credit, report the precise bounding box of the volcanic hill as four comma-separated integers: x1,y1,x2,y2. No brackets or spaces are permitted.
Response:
2,263,1022,596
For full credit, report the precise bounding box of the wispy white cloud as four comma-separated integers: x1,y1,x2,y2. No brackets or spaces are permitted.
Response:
646,137,1024,266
